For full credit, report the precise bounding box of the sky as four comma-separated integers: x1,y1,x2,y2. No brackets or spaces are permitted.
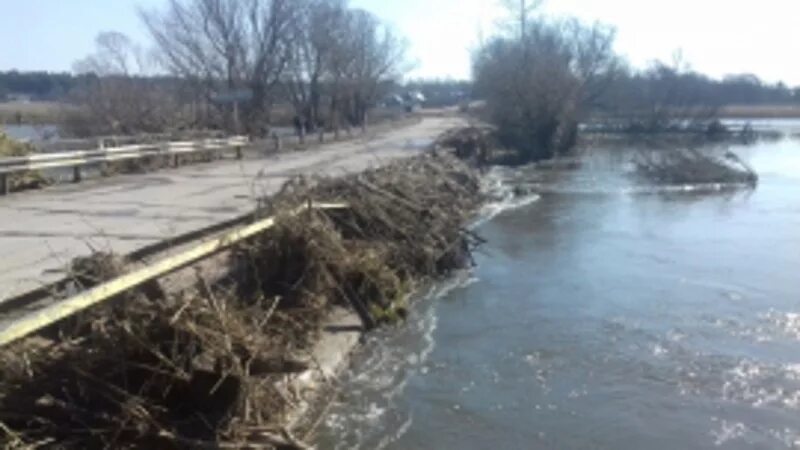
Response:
1,0,799,85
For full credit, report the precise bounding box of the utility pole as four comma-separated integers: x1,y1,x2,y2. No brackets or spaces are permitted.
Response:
520,0,529,64
233,101,240,134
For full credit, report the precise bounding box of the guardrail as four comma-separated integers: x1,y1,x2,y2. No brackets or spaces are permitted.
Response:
0,201,349,347
0,135,249,195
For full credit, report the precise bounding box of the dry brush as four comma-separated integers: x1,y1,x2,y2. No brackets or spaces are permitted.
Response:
0,153,483,449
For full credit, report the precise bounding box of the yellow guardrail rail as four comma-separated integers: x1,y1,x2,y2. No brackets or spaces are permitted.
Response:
0,201,348,347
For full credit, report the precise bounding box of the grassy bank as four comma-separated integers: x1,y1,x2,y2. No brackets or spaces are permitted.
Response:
0,131,49,191
0,101,78,125
0,153,483,449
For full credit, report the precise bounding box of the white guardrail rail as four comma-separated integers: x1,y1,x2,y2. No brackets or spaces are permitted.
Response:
0,136,249,195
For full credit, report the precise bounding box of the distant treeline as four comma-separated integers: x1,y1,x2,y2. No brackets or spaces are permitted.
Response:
598,67,800,114
4,69,797,107
0,71,83,100
0,71,182,102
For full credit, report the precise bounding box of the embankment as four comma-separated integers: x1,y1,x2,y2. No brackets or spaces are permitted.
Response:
0,153,483,449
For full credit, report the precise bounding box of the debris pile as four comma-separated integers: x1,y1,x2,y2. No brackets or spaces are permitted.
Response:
435,126,493,164
0,153,483,449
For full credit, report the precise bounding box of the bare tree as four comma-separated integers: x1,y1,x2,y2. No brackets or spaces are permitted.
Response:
75,32,145,75
603,53,720,133
335,8,407,130
474,4,620,162
284,0,348,132
285,5,407,136
140,0,299,133
500,0,543,41
565,19,620,106
71,32,181,135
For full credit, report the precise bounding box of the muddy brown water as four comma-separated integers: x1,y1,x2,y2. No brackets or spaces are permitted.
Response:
315,123,800,449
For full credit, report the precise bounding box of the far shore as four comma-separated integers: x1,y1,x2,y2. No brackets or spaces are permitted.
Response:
717,104,800,118
0,101,76,125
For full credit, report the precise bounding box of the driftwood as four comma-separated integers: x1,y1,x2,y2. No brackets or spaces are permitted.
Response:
0,154,483,449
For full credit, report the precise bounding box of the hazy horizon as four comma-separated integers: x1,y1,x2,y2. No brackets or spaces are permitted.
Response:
1,0,799,85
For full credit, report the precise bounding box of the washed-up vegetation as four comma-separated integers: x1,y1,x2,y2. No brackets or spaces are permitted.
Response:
0,153,483,449
435,126,493,163
633,149,758,186
0,131,49,191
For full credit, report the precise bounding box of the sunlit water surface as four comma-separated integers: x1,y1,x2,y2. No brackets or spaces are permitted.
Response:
315,126,800,449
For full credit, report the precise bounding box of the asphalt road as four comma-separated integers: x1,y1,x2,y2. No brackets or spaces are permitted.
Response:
0,114,466,303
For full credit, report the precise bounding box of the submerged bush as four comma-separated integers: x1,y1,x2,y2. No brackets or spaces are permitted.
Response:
633,149,758,186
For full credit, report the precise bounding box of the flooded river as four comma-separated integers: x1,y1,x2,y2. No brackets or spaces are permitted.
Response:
1,124,59,141
317,128,800,449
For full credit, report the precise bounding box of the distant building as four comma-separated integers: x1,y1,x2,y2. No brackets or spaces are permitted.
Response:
384,94,405,107
383,91,427,112
404,91,426,106
5,93,32,103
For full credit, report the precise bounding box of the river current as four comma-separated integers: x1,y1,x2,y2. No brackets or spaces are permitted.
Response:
316,125,800,449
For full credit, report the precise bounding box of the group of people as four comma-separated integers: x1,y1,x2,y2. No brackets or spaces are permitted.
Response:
292,115,318,138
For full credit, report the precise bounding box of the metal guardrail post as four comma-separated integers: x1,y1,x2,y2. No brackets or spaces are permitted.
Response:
73,165,82,183
97,138,108,176
0,174,8,196
273,134,282,152
235,145,243,160
168,143,180,168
